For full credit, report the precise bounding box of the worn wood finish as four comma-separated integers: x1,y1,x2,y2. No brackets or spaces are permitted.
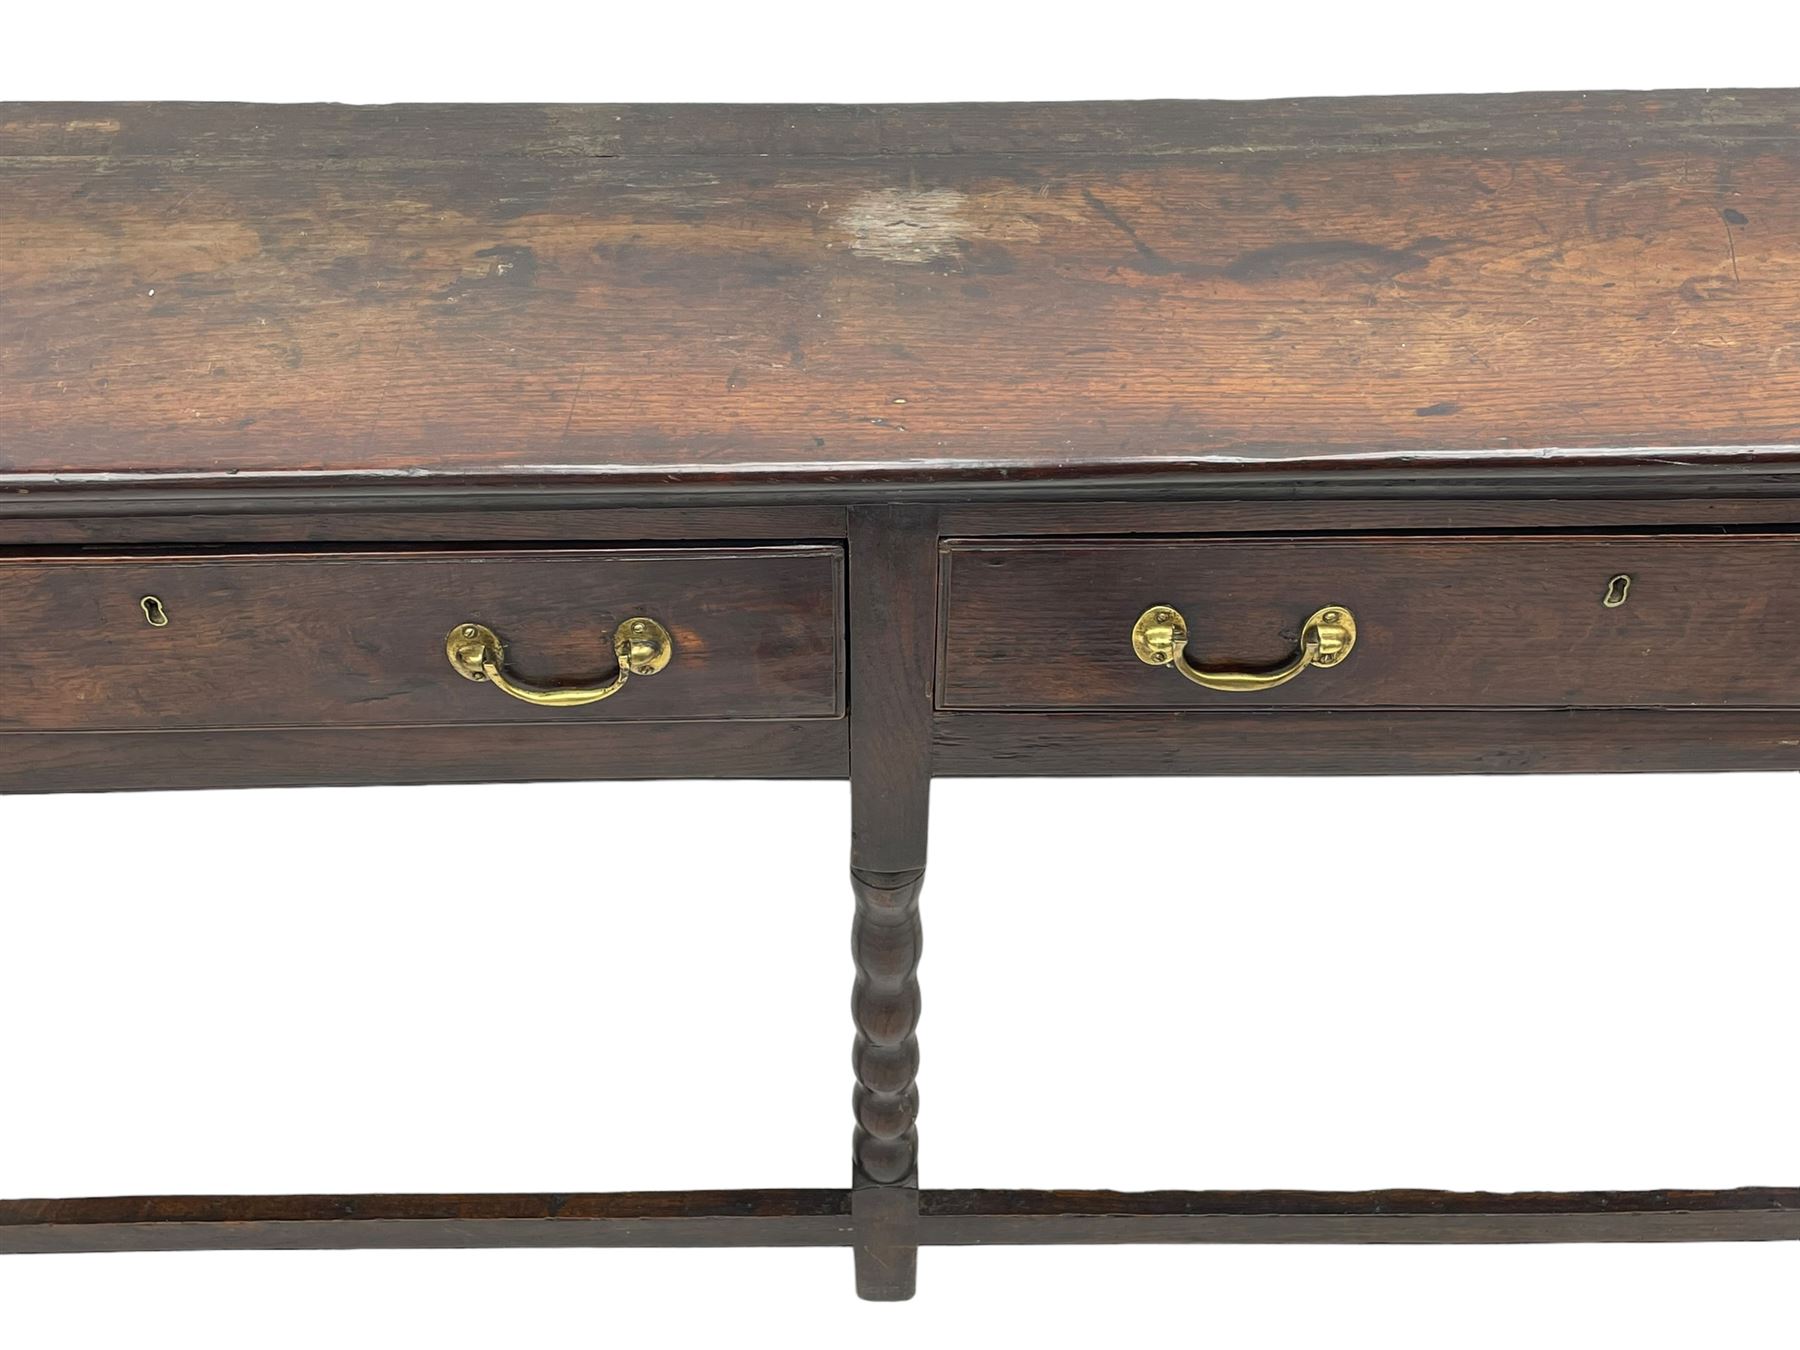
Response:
934,709,1800,777
848,508,937,870
939,498,1800,538
0,720,847,793
918,1187,1800,1245
0,546,842,732
941,535,1800,711
11,95,1799,160
851,869,924,1188
9,1187,1797,1254
10,93,1800,1302
0,504,847,546
6,495,1800,549
5,93,1800,504
846,506,937,1299
0,1192,855,1253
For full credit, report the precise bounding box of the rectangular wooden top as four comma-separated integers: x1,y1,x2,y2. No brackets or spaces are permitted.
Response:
3,91,1799,505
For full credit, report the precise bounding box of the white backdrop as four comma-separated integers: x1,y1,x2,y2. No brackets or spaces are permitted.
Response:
4,4,1799,1343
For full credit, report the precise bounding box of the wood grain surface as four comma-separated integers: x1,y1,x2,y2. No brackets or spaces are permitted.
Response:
940,534,1800,710
845,506,936,1299
0,720,847,792
9,93,1800,1301
932,709,1800,776
0,546,843,731
0,1191,856,1253
7,1186,1796,1253
3,92,1800,501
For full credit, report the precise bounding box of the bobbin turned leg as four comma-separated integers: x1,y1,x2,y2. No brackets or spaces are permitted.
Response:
846,505,936,1300
852,866,923,1297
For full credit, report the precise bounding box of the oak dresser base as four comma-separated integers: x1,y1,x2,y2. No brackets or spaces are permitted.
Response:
6,92,1800,1302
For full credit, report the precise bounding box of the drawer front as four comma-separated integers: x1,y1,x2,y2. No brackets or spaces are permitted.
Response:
1,547,842,732
939,535,1800,711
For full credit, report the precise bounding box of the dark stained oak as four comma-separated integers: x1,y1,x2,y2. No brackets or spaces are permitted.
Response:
8,494,1800,547
851,869,924,1189
0,1192,856,1253
845,506,937,1299
848,508,937,871
8,1187,1797,1254
8,95,1798,161
9,93,1800,1303
0,720,847,793
0,503,848,546
0,546,843,732
938,497,1800,538
5,93,1800,504
917,1188,1800,1245
938,535,1800,711
933,709,1800,777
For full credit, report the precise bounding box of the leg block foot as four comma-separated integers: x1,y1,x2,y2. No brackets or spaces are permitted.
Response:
853,1184,920,1300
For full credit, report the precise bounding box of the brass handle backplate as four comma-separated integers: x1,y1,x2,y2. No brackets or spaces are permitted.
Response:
445,617,673,707
1131,604,1356,692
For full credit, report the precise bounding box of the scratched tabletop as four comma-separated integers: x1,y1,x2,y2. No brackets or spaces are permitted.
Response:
1,93,1796,495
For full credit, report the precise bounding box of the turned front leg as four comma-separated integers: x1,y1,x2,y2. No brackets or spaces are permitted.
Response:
851,866,923,1294
852,868,923,1186
846,505,936,1300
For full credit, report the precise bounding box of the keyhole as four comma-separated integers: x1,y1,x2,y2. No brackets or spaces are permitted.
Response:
1602,574,1631,608
140,595,169,627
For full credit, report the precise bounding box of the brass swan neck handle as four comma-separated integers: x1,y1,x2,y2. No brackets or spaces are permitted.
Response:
1131,604,1356,692
445,617,673,706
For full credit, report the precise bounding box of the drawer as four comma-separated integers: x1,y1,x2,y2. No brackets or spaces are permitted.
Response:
0,546,843,732
939,535,1800,711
